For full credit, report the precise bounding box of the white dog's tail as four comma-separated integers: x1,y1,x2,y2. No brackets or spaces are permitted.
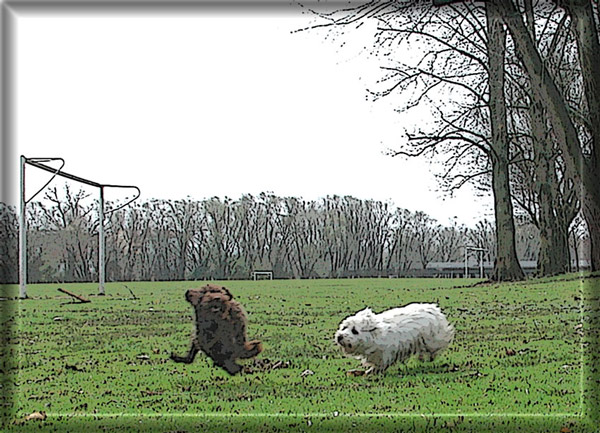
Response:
429,307,455,357
406,303,455,358
441,320,455,344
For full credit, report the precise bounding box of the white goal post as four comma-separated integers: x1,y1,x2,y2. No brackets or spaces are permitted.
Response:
252,270,273,281
464,245,488,279
19,156,140,299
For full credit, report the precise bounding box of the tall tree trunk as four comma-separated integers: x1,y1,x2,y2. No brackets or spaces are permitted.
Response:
537,189,571,275
531,100,571,275
490,156,525,281
487,2,525,281
563,0,600,272
563,0,600,149
501,0,600,270
525,0,568,276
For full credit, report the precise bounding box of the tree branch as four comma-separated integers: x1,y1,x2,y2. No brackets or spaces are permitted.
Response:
377,26,489,72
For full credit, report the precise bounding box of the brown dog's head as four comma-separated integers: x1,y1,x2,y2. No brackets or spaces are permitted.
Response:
184,289,203,306
198,292,232,318
184,284,233,306
202,284,233,300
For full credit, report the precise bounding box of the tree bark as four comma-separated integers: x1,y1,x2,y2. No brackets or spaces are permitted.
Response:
501,0,600,270
562,0,600,151
487,1,525,281
537,188,571,276
531,99,573,275
490,156,525,281
563,0,600,272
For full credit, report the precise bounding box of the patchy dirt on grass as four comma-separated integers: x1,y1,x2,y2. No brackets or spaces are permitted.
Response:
242,358,292,374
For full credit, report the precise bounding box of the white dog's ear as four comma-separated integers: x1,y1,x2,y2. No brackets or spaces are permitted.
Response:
358,307,373,317
356,308,377,332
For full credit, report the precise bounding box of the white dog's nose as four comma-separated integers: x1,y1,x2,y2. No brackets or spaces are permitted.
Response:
336,334,344,344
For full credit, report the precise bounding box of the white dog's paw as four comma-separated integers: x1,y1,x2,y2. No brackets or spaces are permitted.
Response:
346,369,366,377
418,352,434,362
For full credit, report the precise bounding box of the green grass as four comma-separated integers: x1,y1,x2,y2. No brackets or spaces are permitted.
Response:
1,275,599,432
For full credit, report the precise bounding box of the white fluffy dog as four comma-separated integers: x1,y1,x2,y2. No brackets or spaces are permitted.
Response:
335,303,455,374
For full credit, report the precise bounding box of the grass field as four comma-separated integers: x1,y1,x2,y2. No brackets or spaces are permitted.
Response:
1,275,599,432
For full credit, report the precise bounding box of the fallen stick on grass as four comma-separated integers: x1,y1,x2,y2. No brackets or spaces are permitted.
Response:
57,288,90,303
124,285,138,300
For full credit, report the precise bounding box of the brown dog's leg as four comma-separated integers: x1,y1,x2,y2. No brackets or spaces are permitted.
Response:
220,359,242,375
208,341,243,375
170,345,200,364
238,340,263,359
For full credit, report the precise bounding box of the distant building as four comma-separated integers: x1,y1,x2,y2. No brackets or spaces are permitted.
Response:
426,260,590,278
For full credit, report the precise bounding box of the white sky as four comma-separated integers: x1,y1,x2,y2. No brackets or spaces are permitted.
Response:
8,6,493,226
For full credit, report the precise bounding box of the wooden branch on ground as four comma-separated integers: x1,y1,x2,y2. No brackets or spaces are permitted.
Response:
57,288,90,303
124,285,138,300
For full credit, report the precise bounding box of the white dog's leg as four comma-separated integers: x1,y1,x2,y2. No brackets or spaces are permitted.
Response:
418,351,433,362
365,365,387,375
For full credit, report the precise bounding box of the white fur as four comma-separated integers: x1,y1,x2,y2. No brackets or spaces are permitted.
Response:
335,303,455,374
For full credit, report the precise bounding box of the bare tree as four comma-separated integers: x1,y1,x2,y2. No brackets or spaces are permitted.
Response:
32,186,97,282
303,2,526,280
498,0,600,271
514,216,540,262
204,197,243,279
260,193,296,278
436,218,467,262
505,1,581,276
486,0,525,280
0,204,18,283
105,202,152,281
466,219,496,263
385,208,417,274
283,197,326,278
323,196,359,277
165,199,205,280
412,211,440,269
11,187,590,284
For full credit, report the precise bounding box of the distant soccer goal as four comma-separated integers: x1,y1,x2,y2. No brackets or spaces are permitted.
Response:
19,156,140,299
251,270,273,281
464,245,488,279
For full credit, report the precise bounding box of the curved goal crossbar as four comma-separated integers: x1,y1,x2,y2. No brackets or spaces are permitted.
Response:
103,184,141,215
25,157,142,213
24,157,66,203
26,157,101,187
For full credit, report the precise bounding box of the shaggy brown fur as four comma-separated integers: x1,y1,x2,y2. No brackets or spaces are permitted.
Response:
170,284,262,375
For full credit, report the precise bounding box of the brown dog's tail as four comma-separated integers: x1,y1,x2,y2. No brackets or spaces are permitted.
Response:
239,340,263,359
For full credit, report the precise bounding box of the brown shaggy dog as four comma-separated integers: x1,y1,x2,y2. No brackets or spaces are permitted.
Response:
170,284,263,375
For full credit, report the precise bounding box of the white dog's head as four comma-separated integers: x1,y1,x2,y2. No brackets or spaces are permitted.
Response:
335,308,379,355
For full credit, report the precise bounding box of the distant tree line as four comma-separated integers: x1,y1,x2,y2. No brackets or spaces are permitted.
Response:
0,186,589,284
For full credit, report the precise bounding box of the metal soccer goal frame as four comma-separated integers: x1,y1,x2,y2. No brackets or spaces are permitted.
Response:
464,246,488,279
19,156,140,299
251,270,273,281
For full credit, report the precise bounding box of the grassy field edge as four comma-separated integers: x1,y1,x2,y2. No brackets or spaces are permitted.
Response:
1,274,599,432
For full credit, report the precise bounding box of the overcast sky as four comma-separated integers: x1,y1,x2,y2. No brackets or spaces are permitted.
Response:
8,5,493,226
